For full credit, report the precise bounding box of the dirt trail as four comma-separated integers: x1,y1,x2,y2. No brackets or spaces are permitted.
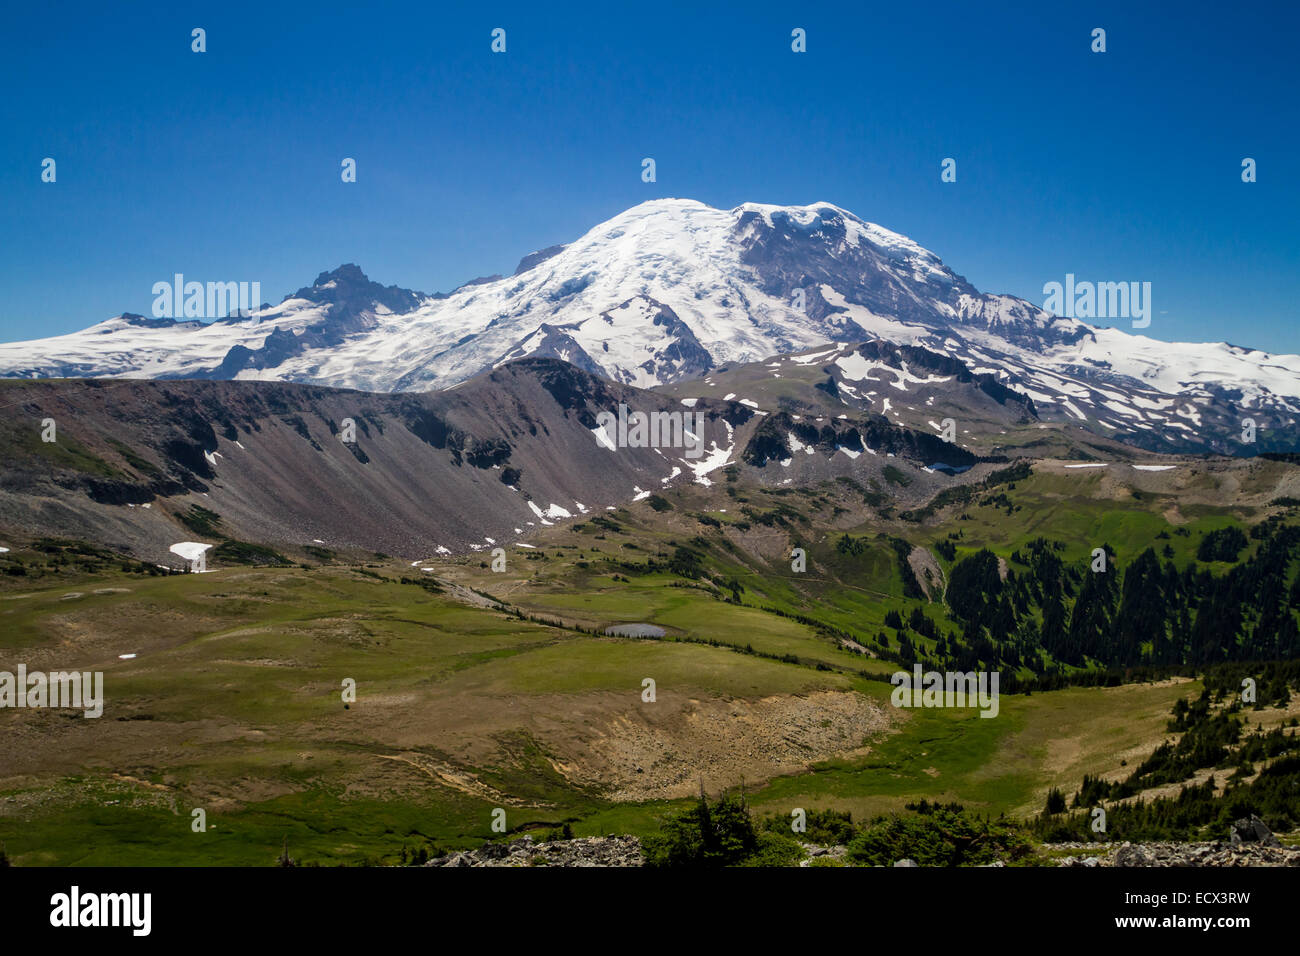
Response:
374,752,539,807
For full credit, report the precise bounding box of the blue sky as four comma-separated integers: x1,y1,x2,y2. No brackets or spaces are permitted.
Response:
2,0,1297,352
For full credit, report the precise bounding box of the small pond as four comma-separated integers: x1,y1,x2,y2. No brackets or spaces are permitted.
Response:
604,623,666,638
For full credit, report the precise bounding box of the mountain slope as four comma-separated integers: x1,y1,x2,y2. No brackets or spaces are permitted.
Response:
0,357,997,561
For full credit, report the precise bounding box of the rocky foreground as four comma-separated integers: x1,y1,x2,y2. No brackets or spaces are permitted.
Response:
424,816,1298,867
1055,842,1300,867
1055,814,1300,867
426,835,644,867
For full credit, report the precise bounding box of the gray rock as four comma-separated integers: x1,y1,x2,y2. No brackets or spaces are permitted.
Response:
1229,815,1281,848
1113,844,1154,867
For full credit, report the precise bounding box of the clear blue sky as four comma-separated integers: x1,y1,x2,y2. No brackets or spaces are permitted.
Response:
2,0,1296,352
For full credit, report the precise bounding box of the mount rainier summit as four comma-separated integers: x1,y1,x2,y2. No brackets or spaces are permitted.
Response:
2,199,1297,455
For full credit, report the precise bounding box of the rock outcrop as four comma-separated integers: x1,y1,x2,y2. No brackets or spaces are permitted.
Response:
1056,842,1298,867
1056,816,1297,866
1228,814,1282,848
426,835,643,868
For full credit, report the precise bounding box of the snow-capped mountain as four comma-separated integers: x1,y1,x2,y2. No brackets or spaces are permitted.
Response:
1,199,1297,454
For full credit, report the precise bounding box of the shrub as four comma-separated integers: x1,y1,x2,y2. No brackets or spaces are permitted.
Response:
846,807,1032,867
643,792,758,868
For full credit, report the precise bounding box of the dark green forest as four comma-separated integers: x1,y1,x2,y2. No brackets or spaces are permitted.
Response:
934,520,1300,672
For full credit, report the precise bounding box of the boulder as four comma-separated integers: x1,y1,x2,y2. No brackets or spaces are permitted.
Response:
1228,815,1281,848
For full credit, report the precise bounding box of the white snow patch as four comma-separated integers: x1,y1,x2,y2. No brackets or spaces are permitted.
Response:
592,424,618,451
169,541,214,570
528,500,572,520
